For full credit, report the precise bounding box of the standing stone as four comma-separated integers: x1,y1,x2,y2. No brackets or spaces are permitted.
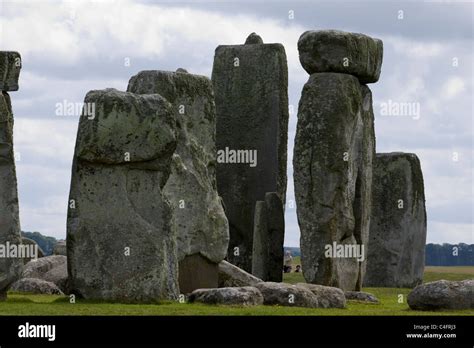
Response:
294,73,376,291
298,30,383,84
67,88,179,302
0,51,23,300
212,33,289,272
252,192,285,281
127,69,229,293
365,153,427,288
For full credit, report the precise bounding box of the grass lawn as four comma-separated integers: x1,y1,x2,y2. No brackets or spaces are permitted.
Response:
0,266,472,316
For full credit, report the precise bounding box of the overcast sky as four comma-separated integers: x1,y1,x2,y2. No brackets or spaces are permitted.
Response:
0,0,472,246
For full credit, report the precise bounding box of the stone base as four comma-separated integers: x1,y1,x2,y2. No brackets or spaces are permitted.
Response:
179,254,218,294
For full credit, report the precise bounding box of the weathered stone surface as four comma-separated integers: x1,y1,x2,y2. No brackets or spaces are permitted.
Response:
22,255,68,293
212,34,289,272
189,286,263,306
365,153,427,288
298,30,383,84
179,254,218,294
127,70,229,291
294,73,375,291
255,282,319,308
344,291,379,303
252,192,285,281
218,260,262,288
67,88,179,302
53,240,67,256
0,91,23,299
11,278,64,295
245,32,263,45
21,237,44,263
23,255,66,278
0,52,21,91
296,283,346,308
408,280,473,310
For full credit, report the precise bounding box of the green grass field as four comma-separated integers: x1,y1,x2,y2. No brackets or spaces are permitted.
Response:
0,266,472,316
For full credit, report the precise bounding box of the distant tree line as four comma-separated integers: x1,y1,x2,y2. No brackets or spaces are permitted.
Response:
21,231,57,256
425,243,474,266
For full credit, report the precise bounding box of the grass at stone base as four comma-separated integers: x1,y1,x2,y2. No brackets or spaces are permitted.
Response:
0,267,472,316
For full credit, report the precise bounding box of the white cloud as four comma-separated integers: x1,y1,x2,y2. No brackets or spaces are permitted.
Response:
442,76,466,99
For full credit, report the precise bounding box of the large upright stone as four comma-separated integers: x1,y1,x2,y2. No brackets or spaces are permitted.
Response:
67,88,179,302
365,153,427,288
127,69,229,293
0,52,22,91
252,192,285,281
298,30,383,84
0,91,23,300
212,33,289,272
294,73,375,291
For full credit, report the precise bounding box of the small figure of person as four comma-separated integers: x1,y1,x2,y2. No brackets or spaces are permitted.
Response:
295,265,301,273
283,250,293,273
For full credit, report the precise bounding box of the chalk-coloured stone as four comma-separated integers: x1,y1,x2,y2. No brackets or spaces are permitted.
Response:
365,153,427,288
67,88,179,302
212,33,289,272
293,73,375,291
252,192,285,281
0,52,22,91
298,30,383,84
0,91,22,300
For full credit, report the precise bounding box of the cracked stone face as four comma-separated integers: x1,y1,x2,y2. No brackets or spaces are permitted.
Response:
293,73,375,291
67,88,179,302
212,34,289,272
0,91,23,300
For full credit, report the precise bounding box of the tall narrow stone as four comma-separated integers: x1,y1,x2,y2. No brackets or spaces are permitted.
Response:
67,89,179,302
365,153,427,288
212,33,289,272
127,69,229,293
294,73,375,291
0,51,23,300
294,30,381,291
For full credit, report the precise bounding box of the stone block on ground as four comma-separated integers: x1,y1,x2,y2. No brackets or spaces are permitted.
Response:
188,286,263,306
407,280,473,310
218,260,262,288
255,282,319,308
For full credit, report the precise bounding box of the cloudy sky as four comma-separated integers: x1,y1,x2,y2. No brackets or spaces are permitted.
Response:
0,0,472,246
